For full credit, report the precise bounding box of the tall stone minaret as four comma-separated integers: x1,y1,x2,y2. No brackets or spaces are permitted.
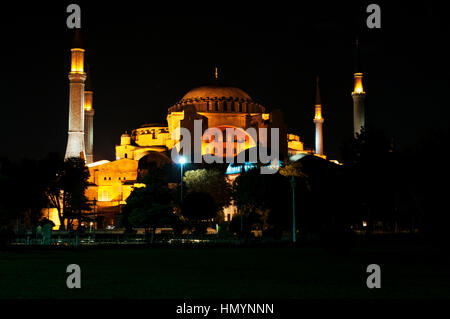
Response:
352,38,366,136
313,76,324,156
65,29,87,160
84,65,94,164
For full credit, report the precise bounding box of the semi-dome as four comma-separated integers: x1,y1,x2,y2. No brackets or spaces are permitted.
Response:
181,85,252,101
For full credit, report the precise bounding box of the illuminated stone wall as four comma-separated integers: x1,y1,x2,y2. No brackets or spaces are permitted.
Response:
287,134,304,155
115,143,137,160
134,126,169,147
86,159,139,205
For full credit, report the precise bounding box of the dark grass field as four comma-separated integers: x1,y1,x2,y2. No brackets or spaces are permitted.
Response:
1,245,449,299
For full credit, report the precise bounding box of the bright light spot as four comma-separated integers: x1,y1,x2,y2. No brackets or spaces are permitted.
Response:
87,160,110,168
179,156,187,165
353,73,364,94
362,221,367,227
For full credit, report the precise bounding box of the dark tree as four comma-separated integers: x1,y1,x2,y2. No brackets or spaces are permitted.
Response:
232,167,293,237
123,163,175,242
415,129,450,249
0,158,18,243
181,191,216,234
61,157,91,230
16,158,49,233
340,127,393,233
41,153,65,229
183,168,232,218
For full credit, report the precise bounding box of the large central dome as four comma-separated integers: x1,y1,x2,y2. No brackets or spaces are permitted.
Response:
181,85,252,101
168,83,265,114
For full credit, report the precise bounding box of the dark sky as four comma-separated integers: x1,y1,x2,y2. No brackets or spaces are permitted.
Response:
1,1,448,162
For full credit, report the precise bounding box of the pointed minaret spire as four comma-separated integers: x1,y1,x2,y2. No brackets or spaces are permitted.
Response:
315,75,322,105
352,36,366,137
72,28,84,49
65,28,87,160
214,66,219,82
313,76,324,156
355,36,362,73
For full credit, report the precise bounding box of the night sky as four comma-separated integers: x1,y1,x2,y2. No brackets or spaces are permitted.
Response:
1,2,448,162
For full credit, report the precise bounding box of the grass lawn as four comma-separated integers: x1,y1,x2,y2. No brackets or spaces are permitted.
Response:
1,245,449,299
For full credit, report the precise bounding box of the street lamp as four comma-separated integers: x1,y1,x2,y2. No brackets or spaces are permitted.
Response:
179,156,186,202
290,176,296,243
93,198,96,242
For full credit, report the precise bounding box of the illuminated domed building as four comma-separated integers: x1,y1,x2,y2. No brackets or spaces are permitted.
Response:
86,78,323,226
114,77,306,163
88,78,306,226
55,32,364,229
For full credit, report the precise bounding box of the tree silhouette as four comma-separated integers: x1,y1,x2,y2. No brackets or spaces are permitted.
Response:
183,168,232,216
41,153,65,229
61,157,91,230
123,164,174,242
232,168,293,237
181,191,216,234
340,127,392,233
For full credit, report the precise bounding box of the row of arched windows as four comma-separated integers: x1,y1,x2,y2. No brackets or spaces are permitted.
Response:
206,101,243,112
169,100,265,113
103,176,127,181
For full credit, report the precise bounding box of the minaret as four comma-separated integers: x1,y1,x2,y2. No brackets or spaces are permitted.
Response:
84,64,94,164
65,29,87,160
313,76,324,156
352,38,366,136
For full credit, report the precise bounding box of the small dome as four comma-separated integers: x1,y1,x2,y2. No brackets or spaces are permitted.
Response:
121,132,130,137
181,85,252,101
